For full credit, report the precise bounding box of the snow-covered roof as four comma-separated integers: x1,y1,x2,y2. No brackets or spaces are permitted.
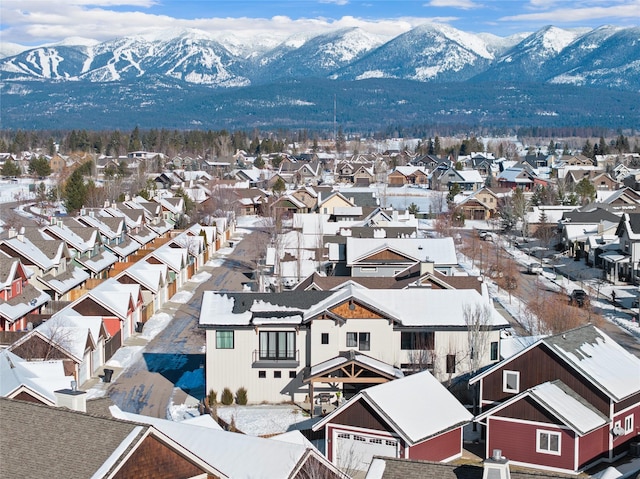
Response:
314,370,472,445
473,325,640,402
76,250,118,274
40,265,90,295
200,286,508,329
119,262,167,292
309,353,404,379
0,350,69,405
500,334,547,360
346,237,458,266
149,246,187,272
0,236,56,271
104,237,141,258
0,284,50,322
108,406,325,479
457,169,483,183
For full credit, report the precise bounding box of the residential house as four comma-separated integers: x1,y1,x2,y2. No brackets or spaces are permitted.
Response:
318,192,356,215
353,165,375,186
0,251,50,331
0,227,89,301
497,167,538,191
387,167,429,187
470,325,640,474
560,208,620,261
457,187,504,221
344,237,458,277
432,167,484,192
199,284,509,404
312,370,473,473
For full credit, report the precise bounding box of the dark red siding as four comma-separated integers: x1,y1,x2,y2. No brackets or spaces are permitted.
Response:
407,427,461,462
615,392,640,414
487,418,575,472
578,426,609,469
480,345,609,415
328,399,387,432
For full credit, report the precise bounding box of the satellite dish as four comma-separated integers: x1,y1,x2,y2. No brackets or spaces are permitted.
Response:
29,299,37,306
26,322,33,331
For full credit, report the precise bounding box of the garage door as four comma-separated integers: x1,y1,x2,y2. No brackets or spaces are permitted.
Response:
334,431,397,472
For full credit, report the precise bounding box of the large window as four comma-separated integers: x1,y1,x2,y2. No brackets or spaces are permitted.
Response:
503,370,520,393
259,331,296,360
216,330,234,349
346,332,370,351
446,354,456,374
401,331,434,350
490,341,499,361
537,430,561,455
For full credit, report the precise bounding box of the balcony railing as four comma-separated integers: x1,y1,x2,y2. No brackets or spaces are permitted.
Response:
252,349,299,368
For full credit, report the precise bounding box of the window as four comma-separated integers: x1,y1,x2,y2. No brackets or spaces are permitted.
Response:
216,330,234,349
347,332,370,351
490,341,499,361
259,331,296,360
359,332,370,351
446,354,456,374
625,415,634,434
503,370,520,393
274,371,281,378
361,267,377,273
258,371,266,378
321,333,329,345
289,371,297,379
401,332,434,350
537,430,561,455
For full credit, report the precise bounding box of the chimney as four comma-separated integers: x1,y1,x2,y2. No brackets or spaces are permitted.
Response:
104,199,110,209
17,227,25,243
54,380,87,413
392,210,398,222
8,227,16,239
482,450,511,479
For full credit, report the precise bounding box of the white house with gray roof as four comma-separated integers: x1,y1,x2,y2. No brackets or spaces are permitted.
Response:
199,283,509,404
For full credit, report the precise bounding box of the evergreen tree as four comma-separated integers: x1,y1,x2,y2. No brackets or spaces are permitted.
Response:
272,177,286,195
1,158,22,177
28,156,52,177
547,140,556,156
434,136,441,156
64,169,88,212
581,139,594,159
575,178,596,205
253,155,265,169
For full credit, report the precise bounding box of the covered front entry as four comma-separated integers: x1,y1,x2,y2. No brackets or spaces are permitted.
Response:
304,350,403,417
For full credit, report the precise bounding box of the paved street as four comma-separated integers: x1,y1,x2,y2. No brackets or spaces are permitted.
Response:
91,227,268,417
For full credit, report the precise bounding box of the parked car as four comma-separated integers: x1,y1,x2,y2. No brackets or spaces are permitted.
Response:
569,289,589,307
527,263,543,275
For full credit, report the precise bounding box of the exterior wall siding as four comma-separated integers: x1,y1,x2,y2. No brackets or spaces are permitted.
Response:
578,425,609,469
487,417,575,472
113,434,212,479
479,345,609,415
407,427,462,462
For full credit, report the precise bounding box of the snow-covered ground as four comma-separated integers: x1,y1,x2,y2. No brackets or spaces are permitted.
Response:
139,312,172,341
169,290,194,304
215,404,317,436
190,271,212,283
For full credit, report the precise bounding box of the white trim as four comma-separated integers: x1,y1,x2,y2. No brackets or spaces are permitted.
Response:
503,370,520,393
536,429,562,456
624,414,634,434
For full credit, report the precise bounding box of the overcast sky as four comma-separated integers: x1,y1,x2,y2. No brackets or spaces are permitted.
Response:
2,0,639,46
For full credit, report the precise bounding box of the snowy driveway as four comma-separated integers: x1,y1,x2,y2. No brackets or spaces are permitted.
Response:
95,226,267,418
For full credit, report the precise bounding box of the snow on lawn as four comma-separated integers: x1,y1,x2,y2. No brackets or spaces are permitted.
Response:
140,312,172,340
175,368,205,390
106,345,144,369
170,290,194,304
190,271,212,283
216,405,315,436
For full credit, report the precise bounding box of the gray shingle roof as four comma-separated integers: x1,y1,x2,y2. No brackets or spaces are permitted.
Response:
0,398,145,479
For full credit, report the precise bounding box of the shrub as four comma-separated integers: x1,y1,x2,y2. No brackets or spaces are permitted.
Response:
235,387,248,405
207,390,217,407
221,387,234,405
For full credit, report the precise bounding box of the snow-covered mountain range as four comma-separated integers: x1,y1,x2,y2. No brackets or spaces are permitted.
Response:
2,24,638,91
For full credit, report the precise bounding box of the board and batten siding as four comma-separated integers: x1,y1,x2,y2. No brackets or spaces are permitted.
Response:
479,345,609,415
407,427,462,462
205,327,308,404
487,417,575,473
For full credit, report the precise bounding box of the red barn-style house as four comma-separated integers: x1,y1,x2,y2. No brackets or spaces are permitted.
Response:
312,370,472,475
470,325,640,475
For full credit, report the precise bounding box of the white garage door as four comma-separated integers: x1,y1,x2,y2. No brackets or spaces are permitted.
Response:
334,431,398,472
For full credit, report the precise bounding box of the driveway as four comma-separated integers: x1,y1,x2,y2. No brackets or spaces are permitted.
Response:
96,228,268,417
